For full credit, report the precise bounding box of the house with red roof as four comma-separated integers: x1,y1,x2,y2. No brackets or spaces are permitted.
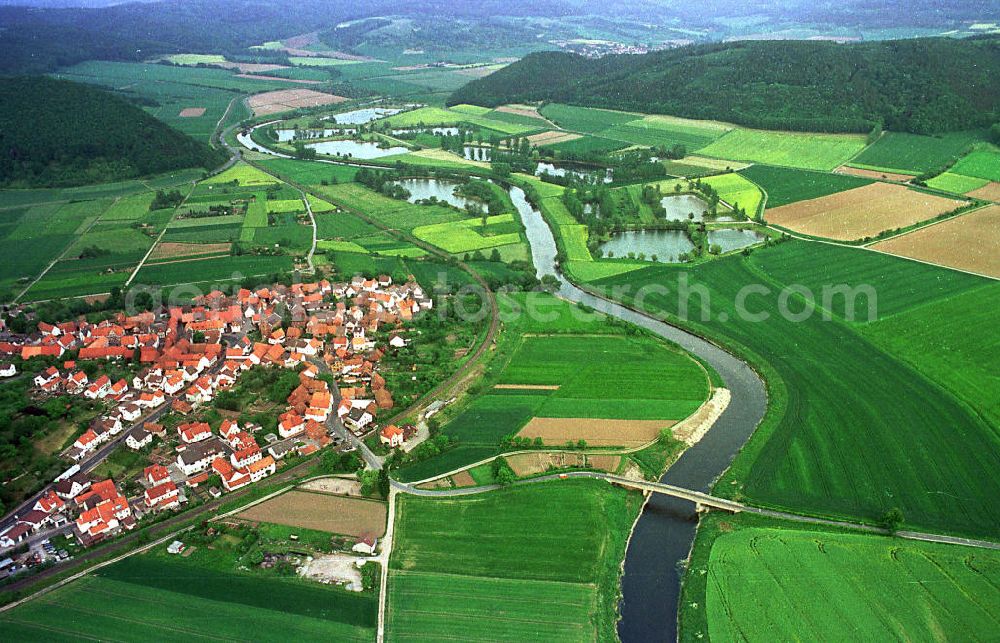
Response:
178,422,212,444
33,490,66,515
144,464,171,487
34,366,60,388
278,411,305,439
213,458,251,492
380,424,405,448
144,481,180,510
247,455,276,482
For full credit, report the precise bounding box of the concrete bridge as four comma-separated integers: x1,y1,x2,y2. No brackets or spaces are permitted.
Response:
591,473,745,513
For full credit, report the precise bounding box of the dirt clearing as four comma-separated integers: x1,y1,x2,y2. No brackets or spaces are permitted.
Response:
236,490,386,537
493,384,560,390
149,242,230,260
299,477,362,497
670,388,730,446
516,417,677,448
450,470,476,487
837,165,914,182
416,478,453,490
506,452,586,477
870,205,1000,278
526,131,582,146
497,105,543,119
967,182,1000,202
178,107,206,118
765,182,966,241
586,455,621,473
247,89,348,116
299,553,366,590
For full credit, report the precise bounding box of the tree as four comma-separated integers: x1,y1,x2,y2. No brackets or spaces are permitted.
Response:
881,507,905,533
492,457,516,486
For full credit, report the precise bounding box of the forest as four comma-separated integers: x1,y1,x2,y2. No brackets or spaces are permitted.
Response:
449,36,1000,134
0,77,225,188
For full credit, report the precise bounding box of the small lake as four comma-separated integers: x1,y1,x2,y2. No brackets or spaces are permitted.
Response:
598,229,694,262
306,140,408,159
661,194,709,221
707,228,766,253
276,128,356,142
326,107,402,125
536,162,613,184
391,178,472,209
462,146,491,161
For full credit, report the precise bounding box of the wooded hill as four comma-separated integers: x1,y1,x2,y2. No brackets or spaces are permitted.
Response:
0,77,225,188
449,37,1000,134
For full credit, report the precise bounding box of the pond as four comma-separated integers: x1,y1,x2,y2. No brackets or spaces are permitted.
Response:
390,178,473,209
326,107,402,125
597,229,694,262
462,146,492,161
305,140,409,160
707,228,767,253
661,194,709,221
536,162,613,184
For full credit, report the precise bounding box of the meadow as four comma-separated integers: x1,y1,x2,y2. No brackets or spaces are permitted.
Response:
0,549,375,641
412,215,521,253
698,173,763,218
925,171,989,194
698,129,868,171
850,131,983,174
380,106,540,135
738,164,872,208
949,147,1000,182
317,183,464,231
587,241,1000,537
387,478,641,642
679,514,1000,642
601,114,729,149
538,103,640,133
135,254,293,285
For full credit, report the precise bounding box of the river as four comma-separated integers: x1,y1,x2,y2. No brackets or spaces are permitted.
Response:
510,186,767,642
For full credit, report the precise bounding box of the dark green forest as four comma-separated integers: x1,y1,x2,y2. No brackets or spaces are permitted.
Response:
449,37,1000,134
0,77,225,188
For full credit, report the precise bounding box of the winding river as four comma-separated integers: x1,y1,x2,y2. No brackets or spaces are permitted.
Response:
510,187,767,642
236,125,768,640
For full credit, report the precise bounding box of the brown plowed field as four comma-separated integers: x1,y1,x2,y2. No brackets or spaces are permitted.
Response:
870,205,1000,278
837,165,914,182
585,455,621,473
526,131,581,146
236,490,386,537
149,242,231,260
506,452,586,477
247,89,348,116
765,182,965,241
516,417,677,447
967,182,1000,202
178,107,206,117
450,470,476,487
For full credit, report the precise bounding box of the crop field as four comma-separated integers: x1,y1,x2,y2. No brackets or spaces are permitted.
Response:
237,490,387,537
925,171,989,194
318,183,464,231
387,479,641,642
258,158,358,185
525,130,582,146
266,198,306,214
764,182,965,240
968,181,1000,201
206,162,280,187
850,131,982,174
587,241,1000,537
380,106,539,135
870,205,1000,278
0,551,375,640
544,135,628,155
698,129,868,171
538,103,640,133
516,417,677,447
699,173,763,218
412,215,521,253
247,89,349,116
949,147,1000,182
135,254,293,285
739,165,872,208
52,61,283,140
835,165,914,181
98,193,158,221
687,516,1000,642
600,114,729,149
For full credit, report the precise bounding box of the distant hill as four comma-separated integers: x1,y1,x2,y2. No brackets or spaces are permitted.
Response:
0,76,226,188
448,37,1000,134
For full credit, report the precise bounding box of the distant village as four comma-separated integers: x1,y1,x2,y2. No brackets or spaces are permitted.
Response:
0,275,433,561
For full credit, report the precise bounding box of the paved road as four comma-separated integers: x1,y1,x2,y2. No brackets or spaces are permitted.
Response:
309,357,383,470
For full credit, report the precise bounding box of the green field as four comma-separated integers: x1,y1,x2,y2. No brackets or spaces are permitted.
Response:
258,158,359,185
699,173,763,218
950,147,1000,182
538,103,639,133
925,171,989,194
380,106,539,135
680,514,1000,642
135,254,293,285
738,164,872,208
542,135,628,155
0,550,374,640
851,131,983,174
600,114,729,149
587,240,1000,537
206,162,280,187
399,295,709,480
387,479,641,642
317,183,464,231
412,215,521,253
698,129,868,171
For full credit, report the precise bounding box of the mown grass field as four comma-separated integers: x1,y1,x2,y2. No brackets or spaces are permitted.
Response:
925,171,989,194
387,479,641,642
0,550,375,640
538,103,640,132
850,131,983,174
587,240,1000,537
739,164,872,208
412,214,522,253
699,173,763,218
698,129,868,171
950,147,1000,182
679,514,1000,642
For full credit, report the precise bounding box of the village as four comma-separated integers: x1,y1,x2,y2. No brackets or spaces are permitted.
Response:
0,274,433,571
